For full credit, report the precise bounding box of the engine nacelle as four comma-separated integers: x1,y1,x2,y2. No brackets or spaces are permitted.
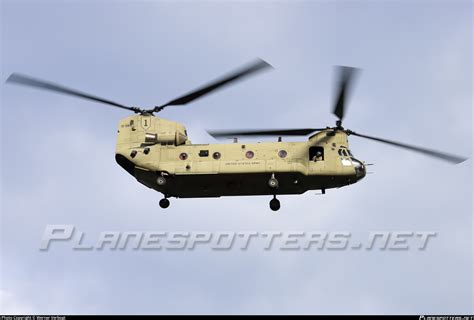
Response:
144,131,188,145
116,115,189,151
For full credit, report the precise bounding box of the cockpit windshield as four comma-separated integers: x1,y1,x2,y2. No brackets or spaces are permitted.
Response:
338,148,353,157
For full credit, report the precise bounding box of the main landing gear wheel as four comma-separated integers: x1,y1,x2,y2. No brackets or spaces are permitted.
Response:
159,198,170,209
157,175,167,186
269,196,280,211
268,174,279,189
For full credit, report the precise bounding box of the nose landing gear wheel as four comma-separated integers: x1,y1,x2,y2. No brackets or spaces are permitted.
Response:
157,176,167,186
159,198,170,209
268,174,279,189
269,196,280,211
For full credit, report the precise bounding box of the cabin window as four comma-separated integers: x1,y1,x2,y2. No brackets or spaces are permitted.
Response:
213,152,221,160
309,146,324,161
245,151,254,159
199,150,209,157
179,152,188,160
278,150,287,158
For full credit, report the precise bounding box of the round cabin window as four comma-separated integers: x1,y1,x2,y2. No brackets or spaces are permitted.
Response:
213,152,221,160
245,151,254,159
179,152,188,160
278,150,287,158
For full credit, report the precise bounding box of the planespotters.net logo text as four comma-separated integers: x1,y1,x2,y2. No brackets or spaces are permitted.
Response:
40,225,437,251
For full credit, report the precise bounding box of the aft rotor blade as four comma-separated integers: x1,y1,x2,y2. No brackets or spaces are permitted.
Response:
333,66,359,121
348,131,468,164
154,58,273,112
208,128,326,138
6,73,139,112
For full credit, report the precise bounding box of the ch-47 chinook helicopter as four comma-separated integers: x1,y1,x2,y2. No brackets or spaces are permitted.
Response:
6,59,467,211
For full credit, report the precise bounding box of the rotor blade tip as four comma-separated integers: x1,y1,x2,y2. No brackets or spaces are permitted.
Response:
452,157,469,165
259,58,274,69
6,73,19,83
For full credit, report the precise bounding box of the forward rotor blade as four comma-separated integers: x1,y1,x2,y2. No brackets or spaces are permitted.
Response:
348,131,467,164
208,128,326,138
333,66,359,121
6,73,138,112
155,58,273,112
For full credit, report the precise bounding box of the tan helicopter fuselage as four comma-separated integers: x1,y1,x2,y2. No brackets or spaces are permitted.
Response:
115,115,366,198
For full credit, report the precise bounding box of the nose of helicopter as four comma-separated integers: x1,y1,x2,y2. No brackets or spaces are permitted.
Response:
352,158,366,180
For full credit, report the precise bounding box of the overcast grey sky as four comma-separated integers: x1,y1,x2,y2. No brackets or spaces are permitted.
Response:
1,0,472,315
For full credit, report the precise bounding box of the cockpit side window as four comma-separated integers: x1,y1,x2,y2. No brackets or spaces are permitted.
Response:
309,146,324,161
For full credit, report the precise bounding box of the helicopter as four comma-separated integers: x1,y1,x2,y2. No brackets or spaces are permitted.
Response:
6,59,467,211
